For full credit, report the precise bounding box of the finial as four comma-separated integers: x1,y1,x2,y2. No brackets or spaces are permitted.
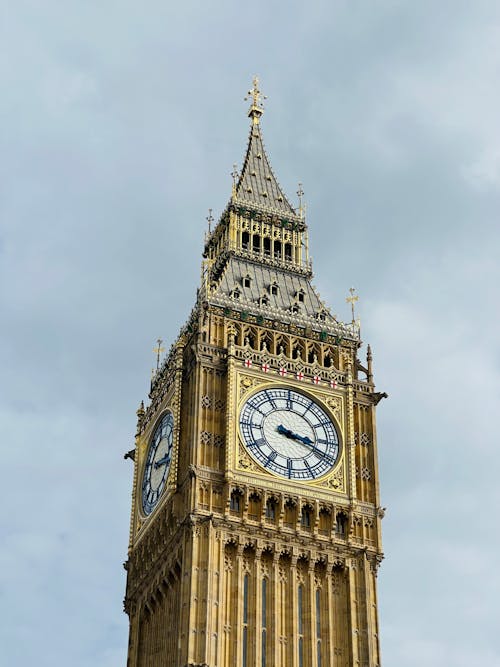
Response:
367,344,373,384
245,75,266,124
297,182,305,219
153,338,165,371
206,208,213,233
231,163,239,198
346,287,359,323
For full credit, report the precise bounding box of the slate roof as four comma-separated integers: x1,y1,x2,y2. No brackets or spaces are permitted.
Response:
209,256,334,323
234,123,297,218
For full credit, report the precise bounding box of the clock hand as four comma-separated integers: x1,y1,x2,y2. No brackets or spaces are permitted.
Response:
154,454,171,469
277,425,313,446
277,424,295,438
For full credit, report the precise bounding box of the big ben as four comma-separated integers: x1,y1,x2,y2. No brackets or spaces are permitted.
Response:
124,78,386,667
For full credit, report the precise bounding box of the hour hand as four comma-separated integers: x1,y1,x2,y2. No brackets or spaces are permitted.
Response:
277,424,294,438
154,455,170,469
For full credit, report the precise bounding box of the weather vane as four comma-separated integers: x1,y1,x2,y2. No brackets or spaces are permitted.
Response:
297,182,304,219
245,75,267,123
346,287,359,323
206,208,214,233
153,338,165,371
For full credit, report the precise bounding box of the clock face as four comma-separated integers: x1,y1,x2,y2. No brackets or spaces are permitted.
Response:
142,412,174,516
239,388,340,480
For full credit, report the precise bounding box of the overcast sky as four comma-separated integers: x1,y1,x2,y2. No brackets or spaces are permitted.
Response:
1,1,499,665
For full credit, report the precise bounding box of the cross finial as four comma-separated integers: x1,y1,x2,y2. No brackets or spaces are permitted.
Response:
297,182,305,219
346,287,359,323
245,75,266,124
153,338,165,371
206,208,214,233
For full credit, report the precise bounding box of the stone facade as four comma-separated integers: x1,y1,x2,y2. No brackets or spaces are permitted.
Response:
124,79,386,667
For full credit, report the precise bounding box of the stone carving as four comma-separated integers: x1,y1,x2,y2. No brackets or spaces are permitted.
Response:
238,444,260,472
326,396,341,419
239,376,260,400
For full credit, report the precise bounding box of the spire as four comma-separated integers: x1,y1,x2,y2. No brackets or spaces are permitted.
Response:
234,77,297,218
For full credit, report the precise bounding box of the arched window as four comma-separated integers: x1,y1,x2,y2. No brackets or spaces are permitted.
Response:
301,505,312,529
265,498,276,521
285,243,292,261
242,231,250,249
230,490,242,513
336,512,347,536
274,240,282,259
253,234,261,253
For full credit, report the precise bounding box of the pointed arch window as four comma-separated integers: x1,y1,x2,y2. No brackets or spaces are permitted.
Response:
336,512,347,536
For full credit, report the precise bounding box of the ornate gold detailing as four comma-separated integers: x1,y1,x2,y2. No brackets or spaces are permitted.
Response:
245,75,266,124
326,395,342,419
153,338,165,371
346,287,359,324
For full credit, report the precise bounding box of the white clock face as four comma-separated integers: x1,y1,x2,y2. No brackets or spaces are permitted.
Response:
142,412,174,515
239,388,340,480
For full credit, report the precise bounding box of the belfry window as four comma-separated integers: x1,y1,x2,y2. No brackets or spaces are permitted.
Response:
285,243,292,261
263,237,271,256
274,240,282,259
242,231,250,249
253,234,261,253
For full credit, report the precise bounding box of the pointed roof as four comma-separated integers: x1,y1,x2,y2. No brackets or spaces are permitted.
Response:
233,77,297,218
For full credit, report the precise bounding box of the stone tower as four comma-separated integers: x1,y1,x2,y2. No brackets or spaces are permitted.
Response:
124,78,386,667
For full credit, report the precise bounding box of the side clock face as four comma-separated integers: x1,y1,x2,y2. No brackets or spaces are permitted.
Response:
239,388,339,480
142,412,174,516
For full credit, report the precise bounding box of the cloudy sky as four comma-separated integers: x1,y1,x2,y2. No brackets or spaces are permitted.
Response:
1,1,499,665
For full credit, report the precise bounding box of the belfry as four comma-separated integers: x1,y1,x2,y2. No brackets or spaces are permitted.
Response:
124,78,386,667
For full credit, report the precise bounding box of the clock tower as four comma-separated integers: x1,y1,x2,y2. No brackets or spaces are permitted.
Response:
124,78,386,667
